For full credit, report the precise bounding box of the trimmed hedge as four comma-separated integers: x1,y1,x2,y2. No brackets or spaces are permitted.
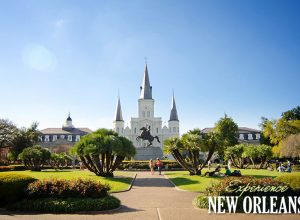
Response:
8,196,120,213
118,160,182,170
0,165,26,172
0,173,36,207
26,178,110,199
275,173,300,190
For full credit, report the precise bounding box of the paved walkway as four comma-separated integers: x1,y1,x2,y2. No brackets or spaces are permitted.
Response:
0,172,299,220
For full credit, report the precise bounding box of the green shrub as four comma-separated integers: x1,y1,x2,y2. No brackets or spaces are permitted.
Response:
19,145,51,171
0,173,36,207
193,195,209,209
8,196,120,213
26,178,110,199
50,153,72,170
275,173,300,190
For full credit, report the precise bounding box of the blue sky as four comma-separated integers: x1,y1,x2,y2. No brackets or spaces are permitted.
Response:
0,0,299,133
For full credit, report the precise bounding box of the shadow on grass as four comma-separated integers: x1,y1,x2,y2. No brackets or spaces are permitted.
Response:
169,177,199,186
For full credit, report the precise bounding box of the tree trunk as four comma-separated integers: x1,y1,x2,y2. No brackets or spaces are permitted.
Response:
199,145,215,171
111,155,125,172
92,154,103,174
172,150,194,174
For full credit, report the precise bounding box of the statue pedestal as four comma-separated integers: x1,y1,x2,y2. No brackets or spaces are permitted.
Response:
134,146,163,160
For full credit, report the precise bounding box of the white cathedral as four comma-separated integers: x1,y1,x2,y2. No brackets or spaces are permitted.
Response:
112,64,179,159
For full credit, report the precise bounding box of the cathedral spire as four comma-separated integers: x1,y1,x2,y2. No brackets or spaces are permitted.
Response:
169,92,179,121
140,64,152,99
114,96,124,121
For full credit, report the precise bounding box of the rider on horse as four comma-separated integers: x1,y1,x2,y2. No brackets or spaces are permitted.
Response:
137,125,160,147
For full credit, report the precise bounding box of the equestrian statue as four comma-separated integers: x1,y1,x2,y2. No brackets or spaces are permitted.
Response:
136,126,160,147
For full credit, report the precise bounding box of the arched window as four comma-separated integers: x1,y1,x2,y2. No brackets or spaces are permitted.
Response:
75,135,80,142
142,111,145,117
239,134,244,140
38,136,43,142
256,133,260,140
60,135,65,139
52,135,57,141
134,128,137,134
248,134,253,140
156,128,158,133
68,135,72,141
45,135,50,142
173,127,176,132
147,111,150,117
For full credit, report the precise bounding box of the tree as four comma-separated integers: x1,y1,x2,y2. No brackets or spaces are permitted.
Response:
282,106,300,121
0,119,18,148
225,144,245,168
164,129,219,175
214,114,238,158
280,133,300,158
50,153,72,169
18,145,51,171
73,128,136,177
10,122,40,160
255,145,273,168
262,106,300,147
226,144,273,169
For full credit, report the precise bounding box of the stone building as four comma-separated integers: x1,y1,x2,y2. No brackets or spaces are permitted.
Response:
113,64,180,160
39,114,92,152
202,127,261,144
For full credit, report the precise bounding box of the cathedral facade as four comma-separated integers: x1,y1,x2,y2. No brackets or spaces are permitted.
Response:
113,64,179,159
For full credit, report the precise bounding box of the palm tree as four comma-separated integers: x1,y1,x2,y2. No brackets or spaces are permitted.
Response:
73,129,136,177
164,130,217,175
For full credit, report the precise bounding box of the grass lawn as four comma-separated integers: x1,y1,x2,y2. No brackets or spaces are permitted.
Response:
165,168,296,192
1,169,135,192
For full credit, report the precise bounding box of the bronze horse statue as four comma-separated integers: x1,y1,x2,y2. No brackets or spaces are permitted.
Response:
136,126,160,147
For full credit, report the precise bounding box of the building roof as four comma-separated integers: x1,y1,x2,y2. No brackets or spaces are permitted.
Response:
140,64,152,99
202,127,261,134
40,127,93,135
169,94,179,121
114,96,124,121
